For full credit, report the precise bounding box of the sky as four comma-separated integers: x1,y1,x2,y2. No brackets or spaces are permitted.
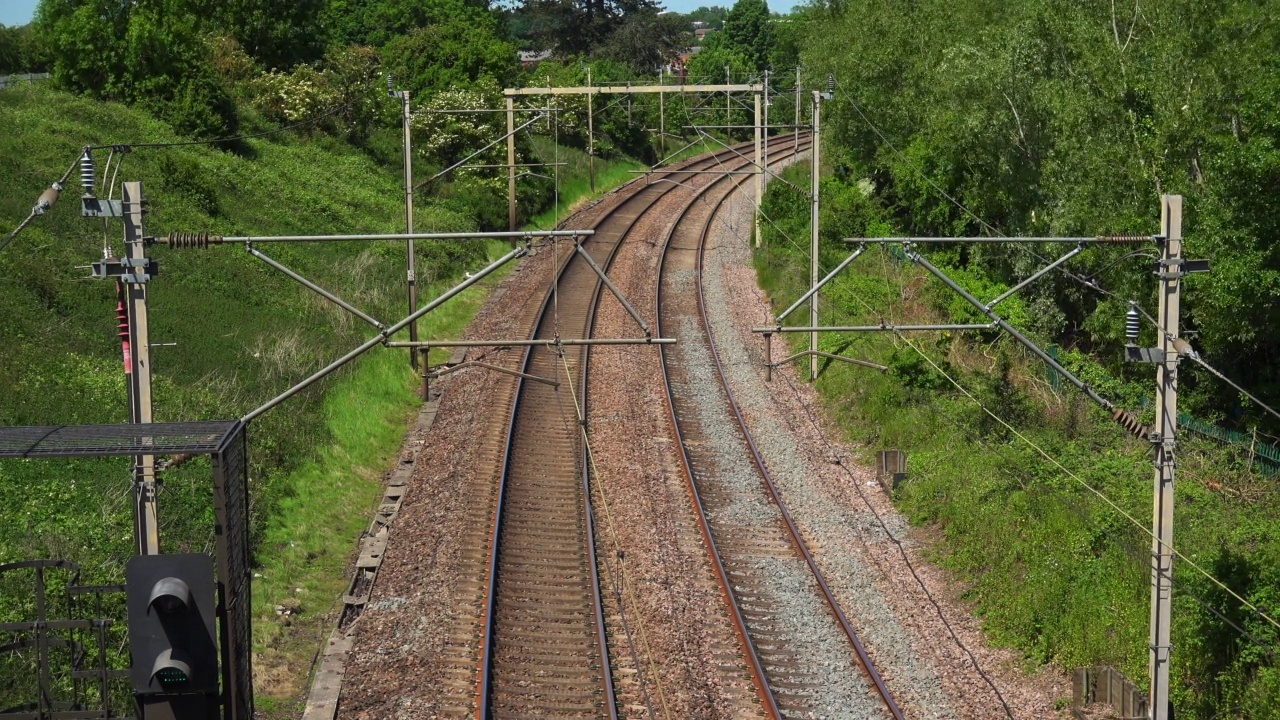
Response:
0,0,37,27
0,0,801,28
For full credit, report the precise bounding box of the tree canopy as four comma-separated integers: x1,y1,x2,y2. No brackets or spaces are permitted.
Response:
723,0,770,70
35,0,238,138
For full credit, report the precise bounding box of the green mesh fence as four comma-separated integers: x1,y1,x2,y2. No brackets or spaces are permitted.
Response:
1178,413,1280,476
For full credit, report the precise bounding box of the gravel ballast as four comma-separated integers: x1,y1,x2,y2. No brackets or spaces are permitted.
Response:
697,169,1070,719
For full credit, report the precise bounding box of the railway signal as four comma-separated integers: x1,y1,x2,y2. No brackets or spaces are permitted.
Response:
125,553,220,715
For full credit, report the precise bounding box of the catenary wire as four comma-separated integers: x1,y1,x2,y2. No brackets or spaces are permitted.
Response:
893,331,1280,633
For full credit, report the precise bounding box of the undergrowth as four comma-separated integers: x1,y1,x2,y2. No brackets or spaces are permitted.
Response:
0,82,648,714
754,161,1280,718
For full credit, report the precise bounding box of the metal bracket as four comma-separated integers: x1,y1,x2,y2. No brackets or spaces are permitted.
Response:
91,257,157,283
1124,345,1162,364
1153,258,1210,279
81,197,124,218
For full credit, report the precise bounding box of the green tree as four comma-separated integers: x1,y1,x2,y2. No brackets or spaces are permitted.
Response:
326,0,503,48
35,0,238,138
0,24,49,74
687,5,728,31
595,9,688,74
687,32,752,82
520,0,660,55
379,0,517,97
205,0,328,70
724,0,770,71
794,0,1280,713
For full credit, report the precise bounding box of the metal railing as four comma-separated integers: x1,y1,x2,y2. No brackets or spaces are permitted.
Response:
0,73,51,90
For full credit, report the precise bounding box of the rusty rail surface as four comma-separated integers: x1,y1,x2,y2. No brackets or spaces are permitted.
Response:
655,135,906,719
473,136,806,720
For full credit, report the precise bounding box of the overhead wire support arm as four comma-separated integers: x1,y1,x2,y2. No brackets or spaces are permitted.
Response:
429,361,560,387
241,244,527,423
156,229,591,245
755,323,998,333
907,249,1116,413
775,244,867,324
387,338,675,348
504,83,763,96
771,350,887,372
416,112,547,191
246,244,385,330
987,244,1084,308
573,241,650,337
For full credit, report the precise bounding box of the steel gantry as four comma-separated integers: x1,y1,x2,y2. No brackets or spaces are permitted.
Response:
503,82,767,244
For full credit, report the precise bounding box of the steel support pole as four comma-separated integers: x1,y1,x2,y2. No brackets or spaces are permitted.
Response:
726,65,732,129
587,67,595,192
809,90,821,381
401,90,419,369
507,95,517,232
754,88,763,248
659,68,666,157
763,68,770,168
795,66,801,153
242,246,525,424
122,182,158,555
1148,195,1181,720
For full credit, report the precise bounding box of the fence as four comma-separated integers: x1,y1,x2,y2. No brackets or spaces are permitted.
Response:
0,73,50,89
1072,666,1147,719
1179,413,1280,476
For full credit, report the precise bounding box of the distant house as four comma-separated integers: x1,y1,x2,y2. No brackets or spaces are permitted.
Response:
518,50,553,69
694,27,713,41
666,51,699,82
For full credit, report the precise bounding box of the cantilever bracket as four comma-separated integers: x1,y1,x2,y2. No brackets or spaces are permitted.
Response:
429,360,559,387
246,244,386,330
573,241,651,337
775,244,866,324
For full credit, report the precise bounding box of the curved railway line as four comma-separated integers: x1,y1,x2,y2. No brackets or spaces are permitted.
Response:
652,147,905,719
463,135,813,719
408,133,904,719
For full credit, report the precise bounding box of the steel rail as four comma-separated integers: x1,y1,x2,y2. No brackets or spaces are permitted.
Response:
651,141,811,720
691,143,906,718
473,136,799,719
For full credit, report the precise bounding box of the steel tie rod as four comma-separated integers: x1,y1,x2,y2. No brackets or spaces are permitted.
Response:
242,245,525,423
247,244,385,330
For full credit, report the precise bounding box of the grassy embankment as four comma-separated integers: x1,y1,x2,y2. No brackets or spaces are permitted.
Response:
0,81,719,714
754,161,1280,717
0,81,429,706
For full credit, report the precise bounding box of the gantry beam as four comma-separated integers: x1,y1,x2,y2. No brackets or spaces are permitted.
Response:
504,84,763,96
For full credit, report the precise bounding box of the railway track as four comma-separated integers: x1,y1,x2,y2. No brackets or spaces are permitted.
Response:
424,135,813,720
653,140,906,719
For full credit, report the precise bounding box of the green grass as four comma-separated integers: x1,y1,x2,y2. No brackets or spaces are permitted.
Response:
0,83,485,712
753,162,1280,718
251,263,501,713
